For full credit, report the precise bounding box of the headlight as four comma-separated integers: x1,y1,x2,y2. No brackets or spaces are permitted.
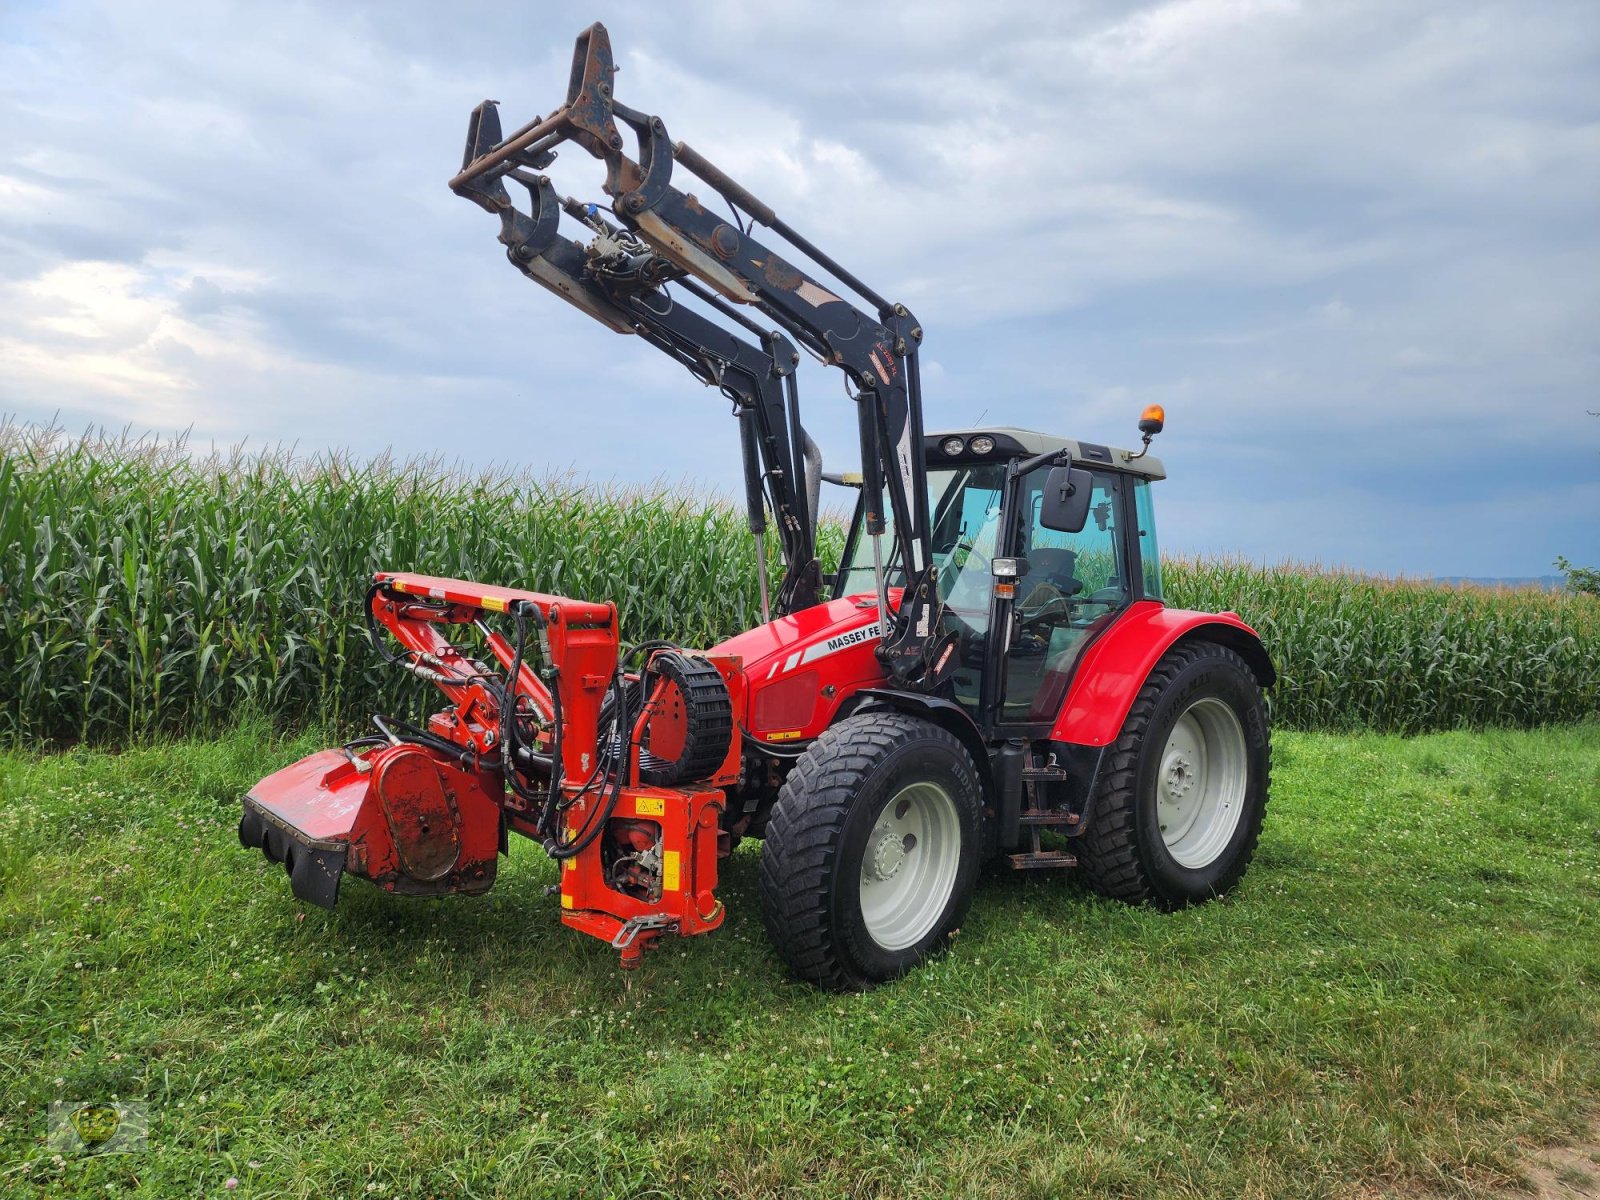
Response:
969,435,995,455
940,436,965,456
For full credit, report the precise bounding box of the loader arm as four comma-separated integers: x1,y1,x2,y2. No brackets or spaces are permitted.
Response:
449,22,941,689
456,149,822,615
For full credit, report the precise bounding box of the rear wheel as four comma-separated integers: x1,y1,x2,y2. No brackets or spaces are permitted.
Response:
1076,640,1270,908
759,711,983,990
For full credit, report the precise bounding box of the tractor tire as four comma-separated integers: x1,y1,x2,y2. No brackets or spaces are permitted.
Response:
1075,640,1270,909
758,711,983,990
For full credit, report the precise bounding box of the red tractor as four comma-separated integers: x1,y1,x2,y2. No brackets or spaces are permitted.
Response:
239,24,1274,990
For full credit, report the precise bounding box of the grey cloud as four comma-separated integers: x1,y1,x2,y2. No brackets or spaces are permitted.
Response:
1,0,1596,576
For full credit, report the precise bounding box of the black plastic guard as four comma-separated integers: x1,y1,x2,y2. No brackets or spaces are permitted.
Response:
239,795,347,909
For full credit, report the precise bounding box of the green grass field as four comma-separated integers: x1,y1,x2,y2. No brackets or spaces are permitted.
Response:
2,722,1597,1198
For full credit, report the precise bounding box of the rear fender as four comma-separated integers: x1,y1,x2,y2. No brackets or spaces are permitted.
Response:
1049,603,1274,748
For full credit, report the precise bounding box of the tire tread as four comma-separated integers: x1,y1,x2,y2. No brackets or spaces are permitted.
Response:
759,711,974,990
1077,640,1271,908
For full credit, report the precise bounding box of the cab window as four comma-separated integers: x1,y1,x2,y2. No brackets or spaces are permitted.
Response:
1001,469,1131,723
1133,478,1162,601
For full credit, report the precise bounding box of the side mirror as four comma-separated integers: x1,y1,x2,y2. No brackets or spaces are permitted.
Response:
1040,465,1093,533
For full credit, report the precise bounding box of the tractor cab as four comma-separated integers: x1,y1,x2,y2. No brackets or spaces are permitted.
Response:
834,427,1167,734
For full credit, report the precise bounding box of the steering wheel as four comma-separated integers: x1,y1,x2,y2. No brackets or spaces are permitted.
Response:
1076,585,1124,613
1052,585,1125,630
939,537,990,593
1015,577,1084,635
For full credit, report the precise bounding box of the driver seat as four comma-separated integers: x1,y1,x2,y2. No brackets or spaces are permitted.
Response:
1018,548,1080,609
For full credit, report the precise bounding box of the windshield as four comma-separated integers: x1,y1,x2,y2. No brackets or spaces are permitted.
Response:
836,464,1009,611
835,461,1134,718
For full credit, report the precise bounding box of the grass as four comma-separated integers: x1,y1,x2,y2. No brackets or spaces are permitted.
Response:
1,722,1597,1198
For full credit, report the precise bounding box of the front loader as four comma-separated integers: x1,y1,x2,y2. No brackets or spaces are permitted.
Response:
240,23,1275,989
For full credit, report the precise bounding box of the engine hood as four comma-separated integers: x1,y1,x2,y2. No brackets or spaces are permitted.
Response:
710,591,900,742
712,592,898,680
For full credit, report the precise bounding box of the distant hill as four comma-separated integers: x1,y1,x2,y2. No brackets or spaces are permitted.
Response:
1432,575,1568,591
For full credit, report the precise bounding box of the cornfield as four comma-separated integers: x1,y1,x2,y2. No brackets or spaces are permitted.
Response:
1165,558,1598,733
2,425,1595,746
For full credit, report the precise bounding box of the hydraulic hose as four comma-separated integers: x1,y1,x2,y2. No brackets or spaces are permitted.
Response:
540,666,625,860
501,602,551,811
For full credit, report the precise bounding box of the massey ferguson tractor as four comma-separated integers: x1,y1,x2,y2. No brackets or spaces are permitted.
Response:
239,23,1274,990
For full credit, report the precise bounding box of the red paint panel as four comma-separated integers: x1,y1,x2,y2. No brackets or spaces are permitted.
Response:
753,670,820,731
1049,604,1265,747
247,749,369,842
712,592,895,669
713,592,897,744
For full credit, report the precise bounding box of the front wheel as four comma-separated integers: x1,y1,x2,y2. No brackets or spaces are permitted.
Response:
1076,640,1271,908
758,711,983,990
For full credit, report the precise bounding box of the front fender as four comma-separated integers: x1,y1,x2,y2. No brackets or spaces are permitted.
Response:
1049,603,1274,748
845,688,993,793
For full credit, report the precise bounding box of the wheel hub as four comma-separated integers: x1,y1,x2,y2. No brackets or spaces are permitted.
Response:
1162,753,1196,801
1154,698,1249,869
857,781,961,952
868,830,909,881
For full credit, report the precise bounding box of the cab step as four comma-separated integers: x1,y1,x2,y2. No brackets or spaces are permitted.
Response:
1018,808,1077,826
1006,850,1078,870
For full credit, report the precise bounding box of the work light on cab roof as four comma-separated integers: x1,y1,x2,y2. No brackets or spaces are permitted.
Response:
237,20,1276,990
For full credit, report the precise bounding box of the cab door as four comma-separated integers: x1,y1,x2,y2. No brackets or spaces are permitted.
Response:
998,468,1134,726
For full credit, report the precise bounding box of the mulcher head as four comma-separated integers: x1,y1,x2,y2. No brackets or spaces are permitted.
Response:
239,744,502,909
237,572,737,969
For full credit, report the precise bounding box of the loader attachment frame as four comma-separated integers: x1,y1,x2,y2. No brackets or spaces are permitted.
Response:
455,148,823,616
449,22,941,687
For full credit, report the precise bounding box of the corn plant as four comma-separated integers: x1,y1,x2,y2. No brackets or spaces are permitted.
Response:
1,423,1593,746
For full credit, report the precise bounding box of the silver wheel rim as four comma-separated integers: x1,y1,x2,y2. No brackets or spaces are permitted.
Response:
858,780,962,951
1156,697,1248,869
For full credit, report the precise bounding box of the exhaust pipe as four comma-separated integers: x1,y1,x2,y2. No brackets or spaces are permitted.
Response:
802,430,822,538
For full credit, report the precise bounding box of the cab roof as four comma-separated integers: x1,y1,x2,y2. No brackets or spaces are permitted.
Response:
924,426,1166,480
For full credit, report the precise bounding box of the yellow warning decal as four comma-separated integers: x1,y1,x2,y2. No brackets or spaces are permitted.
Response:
766,730,804,742
663,850,681,892
560,892,574,909
564,857,575,871
635,796,666,817
479,595,508,613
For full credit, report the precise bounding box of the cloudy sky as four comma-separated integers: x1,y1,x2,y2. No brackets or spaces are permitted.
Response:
2,0,1596,577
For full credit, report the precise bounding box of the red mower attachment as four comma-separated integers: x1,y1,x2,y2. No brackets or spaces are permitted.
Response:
240,572,740,967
